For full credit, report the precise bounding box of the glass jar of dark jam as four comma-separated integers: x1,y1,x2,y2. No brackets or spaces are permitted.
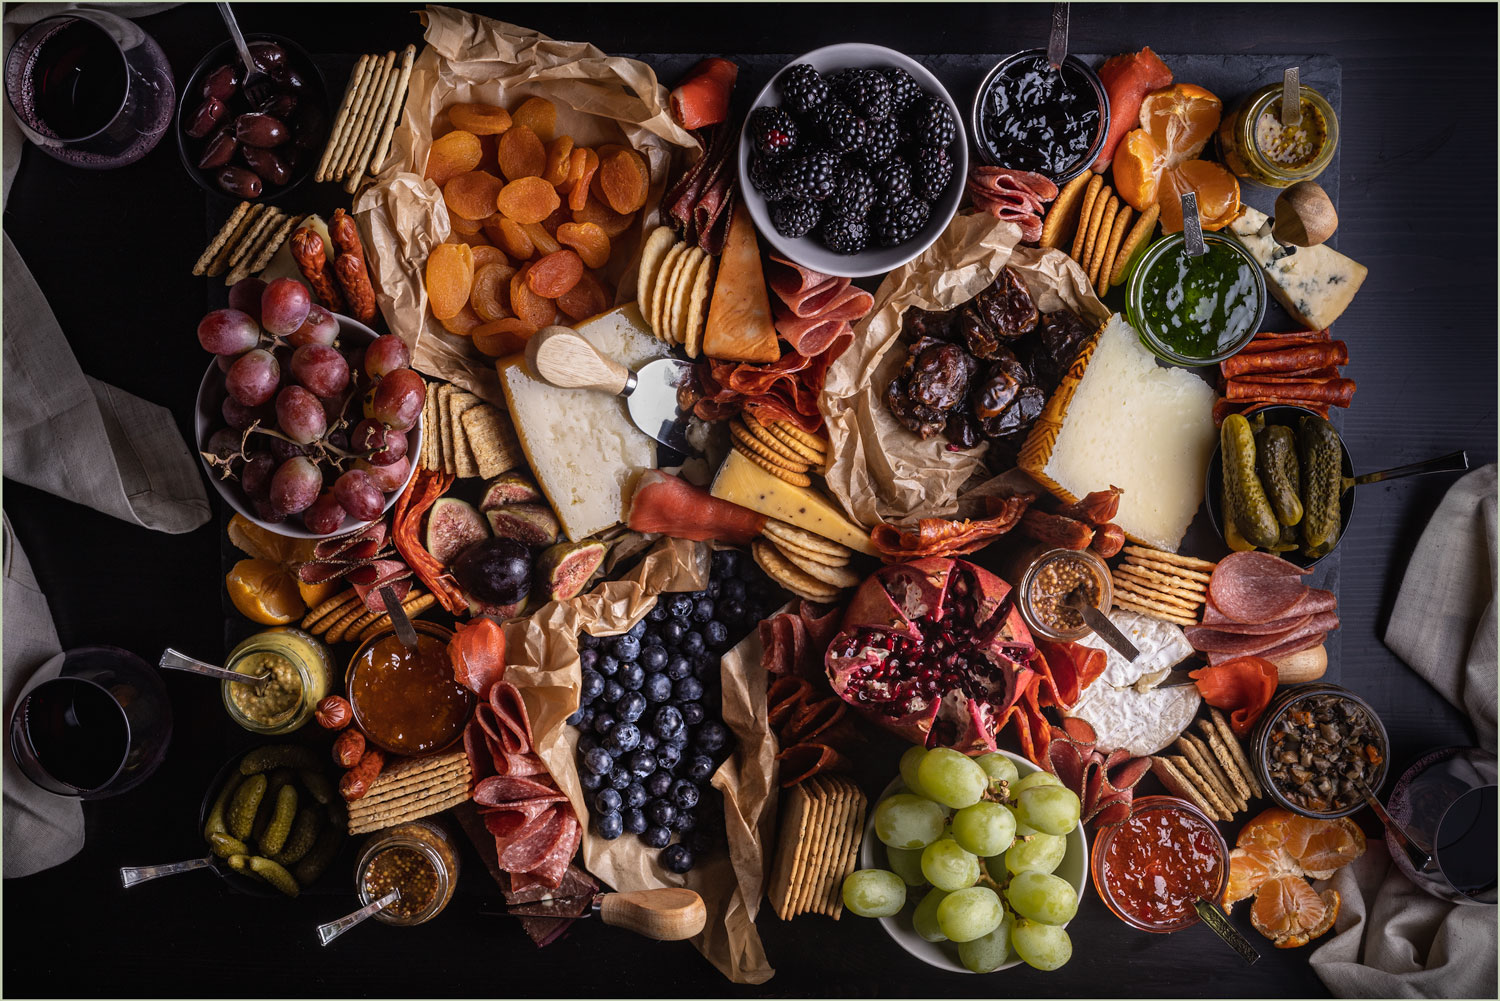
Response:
972,49,1109,184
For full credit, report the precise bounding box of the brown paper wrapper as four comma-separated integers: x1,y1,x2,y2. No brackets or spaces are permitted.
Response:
820,211,1111,529
501,537,777,984
353,6,699,405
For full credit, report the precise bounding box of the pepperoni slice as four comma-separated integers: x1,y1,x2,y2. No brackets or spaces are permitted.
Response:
1207,552,1312,623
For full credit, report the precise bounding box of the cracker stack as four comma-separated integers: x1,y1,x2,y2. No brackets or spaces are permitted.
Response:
301,587,437,645
316,45,417,193
1150,708,1265,822
347,751,472,835
1109,545,1217,626
635,226,714,356
1039,172,1160,297
752,521,861,604
192,202,303,283
768,776,867,920
729,412,826,488
421,381,524,480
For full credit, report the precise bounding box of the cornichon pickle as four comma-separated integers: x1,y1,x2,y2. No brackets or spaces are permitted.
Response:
227,773,267,841
292,825,343,888
259,784,299,856
1221,414,1280,549
271,807,322,865
227,853,252,874
239,744,320,776
248,856,300,897
1257,424,1304,527
1298,415,1343,549
209,832,249,859
203,772,243,840
1270,521,1299,553
252,769,296,843
298,768,334,805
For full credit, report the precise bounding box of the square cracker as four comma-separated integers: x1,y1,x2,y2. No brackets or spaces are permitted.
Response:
1204,710,1264,799
1151,756,1222,821
781,784,823,919
461,404,523,479
436,383,455,475
420,383,438,471
448,391,483,478
791,778,832,917
194,201,250,275
768,784,812,920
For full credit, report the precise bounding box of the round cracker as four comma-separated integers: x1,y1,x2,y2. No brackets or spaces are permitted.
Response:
769,420,828,453
1040,171,1091,250
1121,545,1218,571
652,242,695,343
733,444,812,486
777,544,862,588
1096,204,1132,297
668,247,706,346
762,519,851,558
739,417,811,465
1111,574,1200,610
1086,195,1119,289
1110,202,1160,287
768,533,851,567
1070,174,1104,262
682,252,714,348
636,227,677,330
730,422,807,472
752,540,840,600
765,423,826,464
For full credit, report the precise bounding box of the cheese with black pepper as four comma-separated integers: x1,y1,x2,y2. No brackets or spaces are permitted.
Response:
1229,206,1367,330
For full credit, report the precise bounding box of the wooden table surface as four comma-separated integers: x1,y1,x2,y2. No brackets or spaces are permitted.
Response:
4,3,1495,996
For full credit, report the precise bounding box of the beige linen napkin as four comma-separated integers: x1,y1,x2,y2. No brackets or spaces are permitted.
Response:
1310,464,1497,997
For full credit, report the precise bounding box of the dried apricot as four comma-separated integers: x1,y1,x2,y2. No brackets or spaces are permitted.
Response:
510,266,558,329
470,244,510,271
572,196,636,239
510,97,557,141
527,250,584,298
568,148,601,213
425,242,475,321
523,221,561,255
555,222,611,269
471,263,518,322
497,176,561,226
558,147,588,194
556,269,611,321
449,229,492,249
472,318,538,358
444,170,506,221
543,136,575,187
440,303,483,337
424,130,482,187
450,214,485,236
599,149,649,214
497,124,546,181
448,102,512,136
488,215,535,260
541,206,569,237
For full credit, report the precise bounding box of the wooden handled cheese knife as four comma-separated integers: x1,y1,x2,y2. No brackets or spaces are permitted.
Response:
491,886,707,941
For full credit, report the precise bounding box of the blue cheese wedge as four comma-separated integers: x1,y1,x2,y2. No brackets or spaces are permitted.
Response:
1228,206,1367,330
1064,609,1199,756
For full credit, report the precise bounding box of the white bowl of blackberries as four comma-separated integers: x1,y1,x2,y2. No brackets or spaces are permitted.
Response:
195,275,423,538
739,43,968,278
567,548,784,874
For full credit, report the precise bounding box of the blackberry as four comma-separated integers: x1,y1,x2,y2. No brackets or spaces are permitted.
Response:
819,214,870,255
911,145,955,202
827,167,876,220
831,68,892,121
748,153,787,201
871,158,912,207
882,66,924,115
771,199,821,238
906,96,957,149
872,198,931,247
779,152,840,202
779,63,829,116
749,106,798,157
856,118,901,168
811,100,865,154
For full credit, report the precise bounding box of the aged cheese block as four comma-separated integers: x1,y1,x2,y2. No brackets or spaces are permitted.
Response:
701,200,780,364
1229,206,1367,330
710,450,876,556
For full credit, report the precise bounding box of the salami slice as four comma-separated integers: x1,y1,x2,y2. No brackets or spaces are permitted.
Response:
490,681,533,755
494,749,549,777
773,315,847,358
1183,623,1302,654
1278,588,1339,619
767,255,836,299
1185,614,1313,642
1208,552,1312,622
473,774,563,805
528,812,580,887
464,723,494,784
499,806,566,870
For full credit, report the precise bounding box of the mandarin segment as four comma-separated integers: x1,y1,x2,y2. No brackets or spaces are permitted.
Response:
424,129,482,187
556,269,611,321
497,124,546,180
555,221,611,269
1248,877,1339,949
472,317,537,358
543,136,575,187
448,102,513,136
444,170,507,221
510,97,557,141
598,148,650,214
497,176,561,225
471,263,518,322
425,242,475,321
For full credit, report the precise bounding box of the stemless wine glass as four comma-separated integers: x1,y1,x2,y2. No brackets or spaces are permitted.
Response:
8,646,173,799
4,9,175,168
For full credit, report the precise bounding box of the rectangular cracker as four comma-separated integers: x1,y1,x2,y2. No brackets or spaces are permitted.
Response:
1151,756,1222,821
820,779,865,918
768,784,813,920
194,201,251,275
461,403,524,479
794,778,836,916
1205,710,1264,800
336,50,395,181
420,383,438,471
1178,735,1244,815
207,202,267,277
232,212,302,285
436,383,456,475
803,779,845,916
449,391,483,479
317,54,372,182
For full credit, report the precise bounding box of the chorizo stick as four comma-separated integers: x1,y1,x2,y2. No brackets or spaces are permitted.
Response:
1224,378,1356,406
1221,342,1347,378
290,229,345,312
329,209,377,323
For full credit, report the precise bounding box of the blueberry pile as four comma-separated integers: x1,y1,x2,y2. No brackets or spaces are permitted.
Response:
568,549,782,873
748,64,959,255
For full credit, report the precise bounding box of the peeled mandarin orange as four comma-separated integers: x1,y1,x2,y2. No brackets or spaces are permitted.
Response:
1222,807,1365,948
1112,82,1242,233
1139,83,1221,159
297,577,343,608
1249,876,1340,949
227,514,315,565
226,558,305,625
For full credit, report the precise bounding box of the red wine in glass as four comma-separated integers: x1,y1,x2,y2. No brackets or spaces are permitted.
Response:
16,678,130,793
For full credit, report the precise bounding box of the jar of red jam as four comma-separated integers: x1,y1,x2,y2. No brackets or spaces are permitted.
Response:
346,621,474,756
1090,795,1229,932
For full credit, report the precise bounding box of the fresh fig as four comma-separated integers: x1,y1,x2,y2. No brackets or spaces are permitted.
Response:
486,504,560,547
535,540,608,602
452,537,531,606
466,596,528,620
425,497,489,564
479,471,543,510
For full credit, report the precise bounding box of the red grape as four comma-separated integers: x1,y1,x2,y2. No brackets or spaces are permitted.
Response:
222,395,270,430
198,308,260,355
333,469,385,521
289,305,338,347
241,452,275,497
225,348,280,406
371,369,426,431
364,335,411,378
267,437,308,465
270,456,321,514
290,343,350,397
302,492,347,535
261,277,311,337
275,385,327,445
215,351,245,373
252,496,288,524
205,427,242,461
352,419,408,465
227,277,266,319
355,456,409,492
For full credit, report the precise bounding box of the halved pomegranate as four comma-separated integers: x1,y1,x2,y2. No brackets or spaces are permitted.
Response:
824,558,1038,753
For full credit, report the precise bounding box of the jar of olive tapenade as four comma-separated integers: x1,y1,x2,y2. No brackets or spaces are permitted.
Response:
1016,547,1113,641
354,819,460,926
1251,683,1389,819
221,627,333,734
1217,83,1339,188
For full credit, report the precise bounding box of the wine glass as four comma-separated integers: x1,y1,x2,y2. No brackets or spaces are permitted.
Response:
1386,746,1497,906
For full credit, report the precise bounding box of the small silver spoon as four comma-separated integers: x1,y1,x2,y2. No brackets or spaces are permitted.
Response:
1181,191,1206,258
1065,589,1140,662
214,2,275,108
1354,776,1433,873
159,648,266,687
317,889,401,946
1194,897,1261,965
120,856,220,888
1046,2,1070,69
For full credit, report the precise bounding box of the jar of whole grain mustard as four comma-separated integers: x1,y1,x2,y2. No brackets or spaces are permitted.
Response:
1015,547,1114,642
353,819,460,926
1217,83,1339,188
220,627,332,734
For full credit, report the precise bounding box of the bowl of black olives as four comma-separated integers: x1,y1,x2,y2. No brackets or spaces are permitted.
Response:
176,34,329,201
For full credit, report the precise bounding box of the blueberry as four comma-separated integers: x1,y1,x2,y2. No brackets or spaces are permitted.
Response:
624,781,648,810
667,594,694,619
595,788,623,813
656,742,682,770
706,578,722,599
645,770,674,798
643,630,664,648
672,809,697,832
612,634,641,662
605,722,641,755
643,825,672,848
704,620,730,649
660,619,686,645
600,681,622,706
639,732,658,752
667,729,690,750
642,646,668,671
609,765,634,790
577,705,596,727
580,668,604,703
653,705,685,740
719,577,746,602
647,799,678,827
596,654,620,677
692,654,716,679
666,655,693,681
578,733,599,755
646,603,668,622
627,748,657,778
692,597,715,622
686,753,714,783
718,598,746,623
565,706,587,727
579,632,601,649
644,672,672,702
679,702,705,726
596,810,624,840
661,843,695,873
711,549,739,578
617,692,647,723
619,663,645,691
688,828,715,854
593,712,617,736
584,747,613,775
680,631,705,657
696,720,728,754
623,808,648,834
675,677,704,703
580,769,605,791
673,779,700,809
627,619,648,640
579,647,599,671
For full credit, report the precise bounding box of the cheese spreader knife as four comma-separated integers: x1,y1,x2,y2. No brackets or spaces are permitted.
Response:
486,886,707,941
525,325,700,456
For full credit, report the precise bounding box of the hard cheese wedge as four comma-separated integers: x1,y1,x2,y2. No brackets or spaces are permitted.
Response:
1229,206,1367,330
499,303,668,541
701,200,780,364
710,449,876,556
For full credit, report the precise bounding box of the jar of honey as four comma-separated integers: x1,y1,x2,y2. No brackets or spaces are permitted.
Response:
346,620,474,756
354,819,460,926
1217,83,1339,188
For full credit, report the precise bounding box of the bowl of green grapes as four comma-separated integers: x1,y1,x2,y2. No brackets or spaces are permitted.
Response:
845,746,1087,974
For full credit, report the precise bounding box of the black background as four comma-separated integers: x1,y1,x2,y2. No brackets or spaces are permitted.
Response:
3,3,1496,996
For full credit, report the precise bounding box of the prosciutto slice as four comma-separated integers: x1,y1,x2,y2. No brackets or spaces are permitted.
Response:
967,167,1059,243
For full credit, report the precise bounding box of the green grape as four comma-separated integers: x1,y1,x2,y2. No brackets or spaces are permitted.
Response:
1004,831,1067,875
841,869,906,918
1005,870,1078,926
886,846,927,887
1011,918,1073,971
1014,820,1041,837
1014,785,1082,836
1010,770,1064,796
951,801,1017,858
984,853,1009,883
912,887,950,942
935,885,1003,943
957,914,1014,973
976,751,1020,790
916,748,988,809
920,838,980,891
898,744,931,797
874,794,946,849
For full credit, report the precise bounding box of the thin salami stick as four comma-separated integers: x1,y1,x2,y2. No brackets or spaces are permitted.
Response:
1224,378,1356,405
1222,341,1348,378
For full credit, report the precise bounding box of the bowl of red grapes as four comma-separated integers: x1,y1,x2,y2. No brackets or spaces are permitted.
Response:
195,275,424,538
176,33,329,201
